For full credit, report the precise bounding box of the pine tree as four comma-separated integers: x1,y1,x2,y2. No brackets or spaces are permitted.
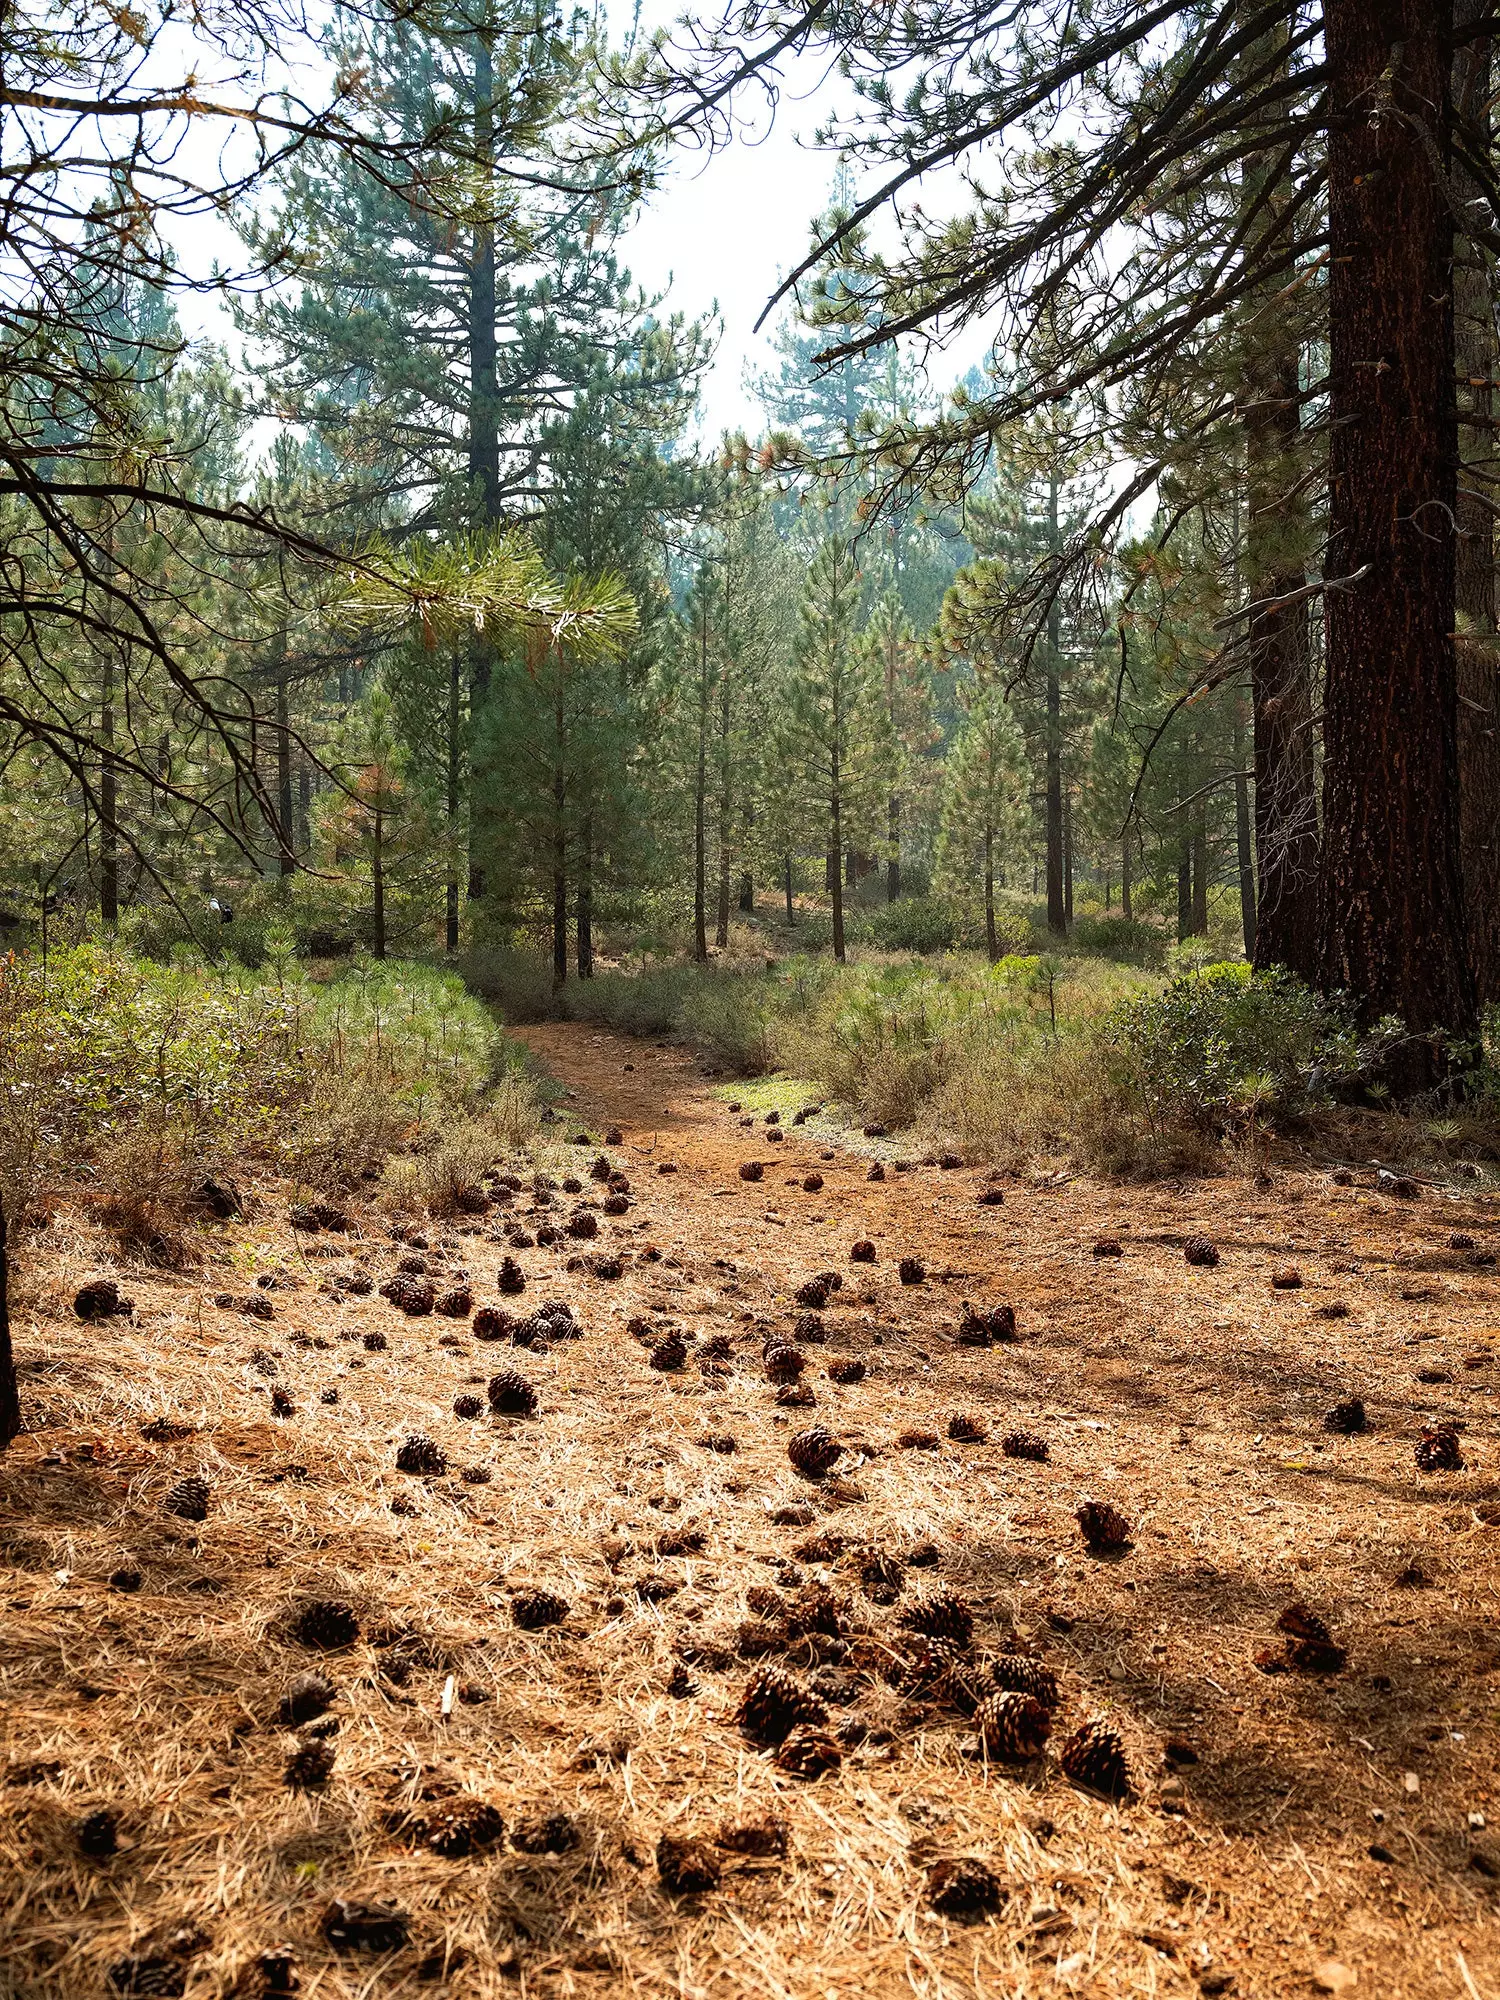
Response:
938,680,1026,961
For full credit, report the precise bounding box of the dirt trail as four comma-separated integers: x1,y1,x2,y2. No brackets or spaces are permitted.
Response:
1,1018,1497,2000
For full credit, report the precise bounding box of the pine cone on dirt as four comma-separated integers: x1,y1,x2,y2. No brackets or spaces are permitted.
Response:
435,1287,473,1317
1001,1429,1050,1462
510,1587,568,1631
794,1275,832,1308
395,1433,447,1476
774,1725,842,1778
1414,1424,1464,1472
738,1161,764,1182
511,1809,580,1854
735,1664,827,1745
787,1424,841,1477
893,1635,982,1710
1092,1237,1123,1258
867,1163,885,1182
1060,1718,1131,1796
399,1798,505,1858
294,1598,361,1650
320,1899,410,1953
77,1807,120,1857
764,1342,807,1383
977,1186,1005,1206
828,1357,866,1384
164,1475,211,1522
1183,1235,1220,1267
650,1332,688,1371
925,1856,1003,1920
380,1275,435,1316
105,1953,187,1995
1324,1396,1367,1434
1276,1601,1347,1672
793,1313,826,1342
269,1386,295,1418
785,1582,848,1638
898,1256,926,1285
452,1393,482,1419
566,1209,599,1240
362,1330,388,1351
975,1690,1052,1760
497,1256,526,1295
280,1673,335,1725
958,1300,1018,1345
947,1411,987,1442
657,1831,721,1894
776,1382,816,1408
1076,1499,1132,1551
802,1174,824,1193
900,1587,974,1650
75,1278,133,1321
987,1654,1061,1709
850,1240,876,1262
284,1738,336,1789
487,1370,538,1416
857,1549,905,1605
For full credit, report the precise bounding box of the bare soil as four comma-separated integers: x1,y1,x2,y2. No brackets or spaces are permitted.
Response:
1,1018,1497,1999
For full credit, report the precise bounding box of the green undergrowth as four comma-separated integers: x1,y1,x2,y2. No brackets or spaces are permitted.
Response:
0,943,541,1252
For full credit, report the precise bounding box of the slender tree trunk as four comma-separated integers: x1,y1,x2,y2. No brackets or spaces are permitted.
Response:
1191,803,1209,936
99,545,118,925
1320,0,1474,1062
1045,473,1065,935
1232,696,1257,958
1241,20,1320,978
1121,830,1133,922
887,793,901,902
738,871,753,914
372,805,386,960
0,1198,18,1452
275,641,295,881
466,29,500,905
825,849,837,891
830,749,845,964
1104,871,1111,914
297,759,311,856
445,651,461,951
576,816,593,980
715,677,731,950
694,603,709,963
1455,3,1500,1006
983,824,998,964
552,669,568,990
1177,840,1192,944
784,856,794,925
1062,788,1074,928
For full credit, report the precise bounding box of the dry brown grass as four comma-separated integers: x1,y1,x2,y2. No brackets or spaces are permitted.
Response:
0,1023,1497,1999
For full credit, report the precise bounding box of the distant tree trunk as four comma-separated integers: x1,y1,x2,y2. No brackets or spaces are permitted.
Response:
1232,698,1257,959
1062,788,1074,928
784,857,795,924
1104,871,1111,914
372,803,386,960
1320,0,1476,1061
576,817,593,980
738,871,753,914
99,559,118,926
694,604,709,964
275,642,295,881
1455,4,1500,1006
1242,21,1319,980
983,824,998,964
465,27,500,905
297,758,311,856
716,675,731,948
830,749,846,964
824,849,837,891
1191,804,1209,936
0,1198,18,1452
1121,830,1133,922
1045,473,1065,936
444,651,460,951
887,794,901,902
552,668,567,990
1177,841,1191,943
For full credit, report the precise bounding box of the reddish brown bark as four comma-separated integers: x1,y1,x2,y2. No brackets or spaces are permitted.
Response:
1318,0,1476,1058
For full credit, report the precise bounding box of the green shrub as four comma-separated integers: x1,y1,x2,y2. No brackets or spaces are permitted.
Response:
1068,914,1168,968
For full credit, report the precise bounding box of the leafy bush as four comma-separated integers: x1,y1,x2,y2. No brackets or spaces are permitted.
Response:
1068,914,1168,968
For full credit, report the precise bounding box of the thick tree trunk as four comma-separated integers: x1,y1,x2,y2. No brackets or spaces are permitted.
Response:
1455,5,1500,1006
1045,473,1065,935
0,1199,18,1452
1320,0,1476,1059
1241,21,1320,979
738,871,754,914
983,825,998,964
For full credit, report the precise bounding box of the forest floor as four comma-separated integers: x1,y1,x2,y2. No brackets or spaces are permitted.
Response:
1,1019,1498,2000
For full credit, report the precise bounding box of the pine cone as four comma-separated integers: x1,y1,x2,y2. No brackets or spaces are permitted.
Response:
900,1587,974,1649
828,1357,866,1384
319,1386,340,1405
320,1898,409,1953
487,1370,538,1416
280,1673,334,1725
1092,1237,1123,1257
787,1424,841,1477
774,1725,843,1777
1414,1424,1464,1472
1323,1396,1367,1434
947,1411,987,1442
293,1598,360,1650
898,1257,926,1285
858,1549,905,1604
1060,1717,1131,1796
77,1807,119,1857
715,1813,789,1856
764,1342,807,1383
925,1856,1002,1920
1276,1601,1347,1672
269,1386,295,1418
362,1330,387,1351
850,1240,876,1262
284,1738,336,1789
380,1274,435,1315
650,1332,687,1371
794,1276,832,1308
786,1582,848,1638
1001,1429,1049,1462
164,1474,211,1522
738,1161,764,1182
975,1690,1051,1759
897,1427,940,1450
1076,1499,1132,1551
1183,1235,1220,1267
140,1415,195,1443
958,1299,1017,1345
511,1809,580,1854
735,1617,792,1659
497,1256,527,1294
511,1586,568,1630
734,1663,828,1745
435,1286,473,1318
415,1798,506,1858
105,1953,187,1995
987,1654,1060,1709
472,1306,515,1341
977,1186,1005,1206
867,1162,886,1181
453,1393,482,1419
657,1831,721,1894
894,1635,981,1709
395,1433,447,1476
